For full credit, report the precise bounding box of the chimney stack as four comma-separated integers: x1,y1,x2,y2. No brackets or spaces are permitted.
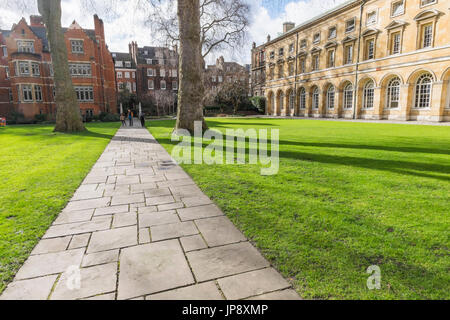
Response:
30,15,44,27
283,22,295,33
267,35,271,42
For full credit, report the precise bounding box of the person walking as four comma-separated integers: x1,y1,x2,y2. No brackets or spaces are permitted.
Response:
140,113,145,128
120,113,126,127
128,110,133,127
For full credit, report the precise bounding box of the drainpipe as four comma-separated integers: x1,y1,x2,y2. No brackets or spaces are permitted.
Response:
293,31,299,116
353,0,366,119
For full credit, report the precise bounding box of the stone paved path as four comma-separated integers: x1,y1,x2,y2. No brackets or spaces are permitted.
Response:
1,126,301,300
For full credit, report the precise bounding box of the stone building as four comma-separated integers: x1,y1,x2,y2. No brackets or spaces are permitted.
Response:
252,0,450,122
112,52,137,94
0,15,117,120
251,41,266,97
129,42,178,114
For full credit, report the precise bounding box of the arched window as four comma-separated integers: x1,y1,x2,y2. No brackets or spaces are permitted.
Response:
326,85,335,109
299,87,306,109
289,90,295,111
387,77,400,109
278,92,284,114
343,83,353,109
415,73,433,108
363,80,375,109
312,87,319,109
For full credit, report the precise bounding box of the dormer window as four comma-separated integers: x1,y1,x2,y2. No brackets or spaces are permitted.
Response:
367,10,377,26
313,33,320,44
125,61,131,68
115,60,123,67
300,39,307,49
328,27,337,39
346,18,356,33
421,0,437,7
391,1,405,17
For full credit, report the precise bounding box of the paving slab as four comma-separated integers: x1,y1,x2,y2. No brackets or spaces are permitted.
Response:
15,248,85,280
151,221,199,242
117,240,194,300
44,216,112,238
111,194,145,206
186,242,270,282
68,233,91,249
87,226,137,253
139,210,179,227
147,282,223,300
51,263,117,300
246,289,302,300
112,212,137,228
217,268,291,300
157,202,184,211
31,236,71,255
0,275,57,300
82,292,116,300
195,216,246,247
65,197,111,212
82,249,119,268
177,204,224,221
53,209,94,225
94,205,129,216
146,195,175,206
180,235,207,252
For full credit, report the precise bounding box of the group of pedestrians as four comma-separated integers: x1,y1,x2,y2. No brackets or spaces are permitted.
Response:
120,109,146,128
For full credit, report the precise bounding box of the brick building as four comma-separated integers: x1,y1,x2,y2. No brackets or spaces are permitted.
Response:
0,14,117,120
112,52,137,94
252,0,450,122
204,56,250,94
129,42,179,114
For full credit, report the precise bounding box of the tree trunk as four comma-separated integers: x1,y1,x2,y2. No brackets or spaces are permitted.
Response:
175,0,207,134
38,0,85,132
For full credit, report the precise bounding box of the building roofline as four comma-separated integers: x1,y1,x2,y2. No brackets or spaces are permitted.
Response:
262,0,361,47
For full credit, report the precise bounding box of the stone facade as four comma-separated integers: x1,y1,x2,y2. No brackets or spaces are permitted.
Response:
0,15,117,120
252,0,450,122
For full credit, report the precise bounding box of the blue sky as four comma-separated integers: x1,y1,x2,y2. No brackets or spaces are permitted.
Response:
2,0,347,65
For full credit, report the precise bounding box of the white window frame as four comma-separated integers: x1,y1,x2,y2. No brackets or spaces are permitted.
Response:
299,88,306,109
148,79,154,90
420,0,437,8
147,68,154,77
161,80,167,90
17,40,35,53
414,73,433,109
363,81,375,109
313,33,321,44
74,86,94,102
326,85,335,109
312,87,319,109
34,85,42,101
117,72,123,79
366,10,378,26
344,83,353,109
387,77,401,109
172,81,178,90
22,84,33,102
70,40,84,54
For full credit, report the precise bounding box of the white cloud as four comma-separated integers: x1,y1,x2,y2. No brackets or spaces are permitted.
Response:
1,0,348,65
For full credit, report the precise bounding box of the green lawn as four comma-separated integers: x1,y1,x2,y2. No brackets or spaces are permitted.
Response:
0,122,120,293
148,118,450,300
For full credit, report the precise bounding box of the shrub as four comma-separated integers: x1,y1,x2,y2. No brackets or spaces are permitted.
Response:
101,113,120,122
250,96,266,114
34,114,47,123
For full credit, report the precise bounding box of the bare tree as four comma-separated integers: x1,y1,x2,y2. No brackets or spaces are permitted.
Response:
37,0,84,132
215,80,248,114
147,0,249,60
145,0,249,133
